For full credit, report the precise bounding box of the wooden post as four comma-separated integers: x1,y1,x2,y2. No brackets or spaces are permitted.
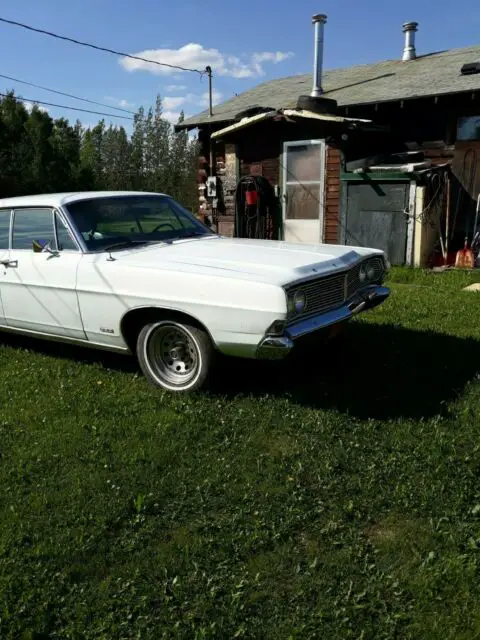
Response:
445,171,451,264
205,66,215,178
206,66,213,117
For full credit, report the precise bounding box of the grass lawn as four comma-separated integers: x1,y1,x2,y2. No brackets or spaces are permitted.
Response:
3,268,480,638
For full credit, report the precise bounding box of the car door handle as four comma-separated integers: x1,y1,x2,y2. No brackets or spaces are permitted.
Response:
0,259,18,268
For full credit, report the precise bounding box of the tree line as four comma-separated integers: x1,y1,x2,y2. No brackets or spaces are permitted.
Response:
0,92,199,210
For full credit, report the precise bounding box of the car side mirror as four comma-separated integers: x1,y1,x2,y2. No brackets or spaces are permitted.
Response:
32,239,59,256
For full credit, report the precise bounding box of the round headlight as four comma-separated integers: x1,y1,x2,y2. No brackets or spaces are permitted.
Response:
366,264,376,280
359,264,367,283
293,290,306,314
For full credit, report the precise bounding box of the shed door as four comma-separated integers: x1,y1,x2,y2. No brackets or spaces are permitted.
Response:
342,182,410,265
282,140,325,244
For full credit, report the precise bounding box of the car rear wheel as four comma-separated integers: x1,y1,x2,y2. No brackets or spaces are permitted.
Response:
136,319,212,392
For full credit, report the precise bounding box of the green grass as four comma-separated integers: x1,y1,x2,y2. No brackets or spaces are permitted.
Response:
2,268,480,638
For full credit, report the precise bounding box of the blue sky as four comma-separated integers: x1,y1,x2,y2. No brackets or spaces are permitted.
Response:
0,0,479,133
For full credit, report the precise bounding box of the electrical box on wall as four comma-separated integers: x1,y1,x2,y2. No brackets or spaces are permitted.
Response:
206,176,217,198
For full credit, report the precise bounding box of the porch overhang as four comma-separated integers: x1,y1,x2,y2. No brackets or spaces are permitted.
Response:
210,108,375,140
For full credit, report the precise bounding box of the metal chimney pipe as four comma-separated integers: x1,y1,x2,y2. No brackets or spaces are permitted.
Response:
402,21,418,61
311,14,327,97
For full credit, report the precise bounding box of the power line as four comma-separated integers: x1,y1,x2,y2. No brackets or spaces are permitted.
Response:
0,92,133,120
0,72,136,115
0,17,205,75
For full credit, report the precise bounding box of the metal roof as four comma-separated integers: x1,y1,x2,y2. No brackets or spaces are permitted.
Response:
210,108,372,139
177,45,480,130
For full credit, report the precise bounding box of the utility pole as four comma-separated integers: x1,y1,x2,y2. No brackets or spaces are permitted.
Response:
206,65,213,117
205,65,215,177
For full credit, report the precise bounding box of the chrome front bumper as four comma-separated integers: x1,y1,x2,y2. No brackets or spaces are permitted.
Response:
256,285,390,360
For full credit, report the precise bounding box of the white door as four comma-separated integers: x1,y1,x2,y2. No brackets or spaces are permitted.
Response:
1,207,86,339
0,209,10,326
282,140,326,244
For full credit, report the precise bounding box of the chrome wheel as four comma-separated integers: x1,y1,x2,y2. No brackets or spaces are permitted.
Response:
144,322,201,388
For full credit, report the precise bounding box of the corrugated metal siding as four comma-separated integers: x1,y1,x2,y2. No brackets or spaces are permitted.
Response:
324,147,342,244
341,181,410,265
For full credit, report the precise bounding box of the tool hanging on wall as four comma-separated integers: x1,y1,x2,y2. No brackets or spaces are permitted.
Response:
234,175,282,240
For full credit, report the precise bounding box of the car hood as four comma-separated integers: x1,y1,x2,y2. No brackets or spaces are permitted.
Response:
110,236,383,286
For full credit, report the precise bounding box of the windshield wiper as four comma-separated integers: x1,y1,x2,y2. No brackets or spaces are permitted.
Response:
174,231,209,240
102,239,151,253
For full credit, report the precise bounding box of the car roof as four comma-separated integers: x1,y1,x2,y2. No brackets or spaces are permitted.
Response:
0,191,168,209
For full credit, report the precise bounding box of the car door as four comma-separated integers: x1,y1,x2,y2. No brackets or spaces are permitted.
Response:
0,209,11,327
0,207,87,339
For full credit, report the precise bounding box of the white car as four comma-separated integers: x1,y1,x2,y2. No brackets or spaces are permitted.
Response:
0,191,390,392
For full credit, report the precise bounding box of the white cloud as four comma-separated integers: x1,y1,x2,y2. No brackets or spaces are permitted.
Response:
23,101,48,114
251,51,294,76
163,96,186,110
120,43,223,76
104,96,135,108
253,51,294,64
165,84,187,92
119,43,294,78
163,110,191,124
199,89,223,107
162,89,223,113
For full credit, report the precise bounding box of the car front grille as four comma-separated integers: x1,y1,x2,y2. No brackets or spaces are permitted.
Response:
299,272,346,314
287,256,385,322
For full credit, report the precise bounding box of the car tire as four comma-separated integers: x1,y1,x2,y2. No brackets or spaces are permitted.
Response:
136,319,213,392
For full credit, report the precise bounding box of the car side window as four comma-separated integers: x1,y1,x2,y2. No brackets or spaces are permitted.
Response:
55,213,78,251
12,208,55,250
0,210,11,249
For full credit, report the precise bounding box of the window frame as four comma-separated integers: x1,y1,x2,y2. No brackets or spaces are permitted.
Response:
53,209,81,252
0,208,13,250
8,207,81,253
281,139,326,234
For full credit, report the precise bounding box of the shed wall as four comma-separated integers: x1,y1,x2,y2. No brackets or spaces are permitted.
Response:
214,131,342,242
324,147,342,244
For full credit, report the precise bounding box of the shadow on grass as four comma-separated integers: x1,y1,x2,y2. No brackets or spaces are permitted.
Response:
211,322,480,420
1,322,479,420
0,331,140,375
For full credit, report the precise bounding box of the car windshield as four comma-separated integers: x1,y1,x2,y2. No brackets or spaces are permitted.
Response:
64,194,214,251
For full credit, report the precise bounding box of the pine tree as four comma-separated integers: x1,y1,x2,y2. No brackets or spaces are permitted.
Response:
143,95,171,193
129,107,146,191
0,93,198,205
50,117,82,191
102,126,132,190
79,121,105,189
24,106,55,193
0,92,32,196
169,111,199,210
